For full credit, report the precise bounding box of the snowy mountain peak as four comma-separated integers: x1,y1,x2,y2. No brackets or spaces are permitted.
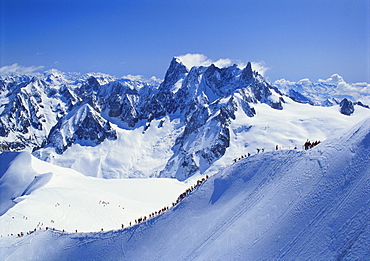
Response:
160,57,189,92
1,57,369,181
36,103,117,154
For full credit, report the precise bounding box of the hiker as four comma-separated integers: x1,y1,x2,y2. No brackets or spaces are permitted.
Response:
304,140,311,150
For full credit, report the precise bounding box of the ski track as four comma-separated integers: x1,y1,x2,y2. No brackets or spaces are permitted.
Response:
277,136,370,259
184,151,306,260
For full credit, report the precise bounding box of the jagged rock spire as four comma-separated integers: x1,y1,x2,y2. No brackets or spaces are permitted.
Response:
240,62,253,82
159,57,188,92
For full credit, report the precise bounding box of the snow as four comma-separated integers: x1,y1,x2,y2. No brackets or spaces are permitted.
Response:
1,117,369,260
274,75,370,105
36,116,184,178
0,152,188,236
170,78,184,93
1,61,370,260
203,96,370,178
33,93,369,181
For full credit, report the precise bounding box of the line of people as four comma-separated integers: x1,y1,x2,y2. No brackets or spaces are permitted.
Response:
233,140,321,163
304,139,321,150
5,175,211,238
131,175,209,227
233,153,251,163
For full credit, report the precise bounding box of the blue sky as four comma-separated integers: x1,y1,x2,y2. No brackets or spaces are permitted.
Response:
1,0,369,82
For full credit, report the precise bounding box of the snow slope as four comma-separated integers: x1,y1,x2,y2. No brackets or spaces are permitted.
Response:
33,116,185,178
0,152,188,236
1,117,369,260
205,96,370,177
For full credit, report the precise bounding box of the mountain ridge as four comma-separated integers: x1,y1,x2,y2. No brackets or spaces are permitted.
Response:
1,58,369,180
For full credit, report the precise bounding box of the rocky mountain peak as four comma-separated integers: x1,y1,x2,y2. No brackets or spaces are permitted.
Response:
159,57,188,92
339,98,355,116
38,103,117,154
240,61,253,82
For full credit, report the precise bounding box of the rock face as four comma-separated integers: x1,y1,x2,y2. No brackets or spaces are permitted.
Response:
43,104,117,154
149,59,285,180
339,98,355,116
0,58,366,180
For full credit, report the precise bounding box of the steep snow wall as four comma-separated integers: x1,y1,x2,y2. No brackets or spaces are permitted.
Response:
0,152,51,216
1,117,369,260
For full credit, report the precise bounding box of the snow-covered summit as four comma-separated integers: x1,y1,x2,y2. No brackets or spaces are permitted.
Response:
39,103,117,154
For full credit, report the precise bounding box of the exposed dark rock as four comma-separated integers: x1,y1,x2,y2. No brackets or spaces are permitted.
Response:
340,98,355,116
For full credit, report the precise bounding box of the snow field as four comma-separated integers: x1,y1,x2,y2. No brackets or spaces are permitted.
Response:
204,97,370,177
36,116,184,178
0,152,190,235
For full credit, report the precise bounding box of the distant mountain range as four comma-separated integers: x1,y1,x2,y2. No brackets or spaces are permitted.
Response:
274,74,370,107
0,57,369,180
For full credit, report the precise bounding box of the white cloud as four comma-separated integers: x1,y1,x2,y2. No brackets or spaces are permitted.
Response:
0,63,44,76
318,74,345,84
175,53,269,76
175,54,213,70
251,61,269,76
122,74,163,84
123,74,146,81
316,74,370,95
149,76,163,84
214,58,247,69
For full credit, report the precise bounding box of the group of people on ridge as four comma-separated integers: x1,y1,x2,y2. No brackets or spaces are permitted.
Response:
132,175,209,227
6,175,210,238
233,139,321,163
304,139,321,150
